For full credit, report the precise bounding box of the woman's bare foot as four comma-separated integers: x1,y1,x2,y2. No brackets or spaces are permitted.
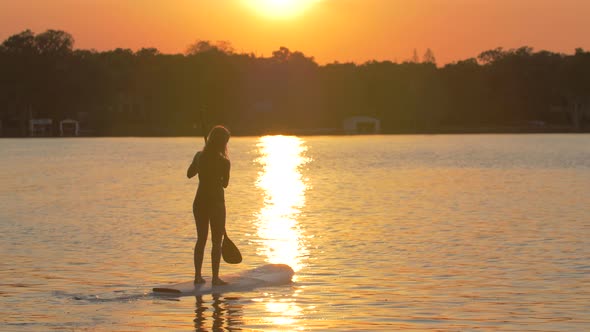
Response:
193,276,205,284
212,278,228,286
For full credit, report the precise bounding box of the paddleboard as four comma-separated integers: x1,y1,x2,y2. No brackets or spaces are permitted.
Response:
152,264,294,296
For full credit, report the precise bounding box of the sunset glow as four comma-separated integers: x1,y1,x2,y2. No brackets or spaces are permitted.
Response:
1,1,589,65
243,0,320,19
1,0,589,328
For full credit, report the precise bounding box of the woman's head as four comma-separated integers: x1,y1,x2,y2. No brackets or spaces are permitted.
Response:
204,125,230,157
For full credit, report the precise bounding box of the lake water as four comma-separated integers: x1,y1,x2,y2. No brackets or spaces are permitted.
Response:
1,134,589,331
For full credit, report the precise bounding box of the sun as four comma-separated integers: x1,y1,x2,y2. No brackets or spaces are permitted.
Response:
243,0,320,19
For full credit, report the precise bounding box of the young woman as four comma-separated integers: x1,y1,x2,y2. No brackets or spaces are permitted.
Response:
187,125,231,285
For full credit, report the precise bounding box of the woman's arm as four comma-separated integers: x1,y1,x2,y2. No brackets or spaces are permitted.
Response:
187,152,201,179
222,159,231,188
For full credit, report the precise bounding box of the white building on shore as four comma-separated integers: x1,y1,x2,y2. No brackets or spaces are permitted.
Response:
29,118,53,137
342,116,381,134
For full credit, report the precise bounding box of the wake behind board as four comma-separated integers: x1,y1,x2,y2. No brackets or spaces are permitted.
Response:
153,264,294,296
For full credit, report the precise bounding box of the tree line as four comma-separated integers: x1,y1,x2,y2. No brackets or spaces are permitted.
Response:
1,29,589,136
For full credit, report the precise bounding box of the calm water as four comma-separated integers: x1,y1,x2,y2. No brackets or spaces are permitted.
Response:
1,134,589,331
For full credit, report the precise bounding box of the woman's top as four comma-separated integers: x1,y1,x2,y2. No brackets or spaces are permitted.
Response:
187,151,230,203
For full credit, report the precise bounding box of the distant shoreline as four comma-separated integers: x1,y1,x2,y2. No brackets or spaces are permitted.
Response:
3,30,590,140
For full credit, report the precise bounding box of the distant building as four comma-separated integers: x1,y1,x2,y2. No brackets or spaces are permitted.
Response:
29,118,53,137
60,119,80,136
342,116,381,134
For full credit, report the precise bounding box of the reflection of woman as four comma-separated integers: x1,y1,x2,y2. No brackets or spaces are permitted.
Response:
194,294,244,330
187,125,231,285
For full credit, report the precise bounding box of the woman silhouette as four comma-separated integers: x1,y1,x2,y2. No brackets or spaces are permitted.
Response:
187,125,231,285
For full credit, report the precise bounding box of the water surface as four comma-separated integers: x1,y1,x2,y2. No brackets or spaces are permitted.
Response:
1,134,589,331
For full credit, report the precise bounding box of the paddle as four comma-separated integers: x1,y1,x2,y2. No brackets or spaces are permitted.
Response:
199,111,242,264
221,234,242,264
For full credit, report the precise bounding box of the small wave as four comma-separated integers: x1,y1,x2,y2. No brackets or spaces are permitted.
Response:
53,290,150,303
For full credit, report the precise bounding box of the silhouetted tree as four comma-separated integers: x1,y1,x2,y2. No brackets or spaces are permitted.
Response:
187,40,234,55
477,47,505,65
1,29,589,136
423,48,436,65
34,29,74,56
1,30,37,56
410,48,420,63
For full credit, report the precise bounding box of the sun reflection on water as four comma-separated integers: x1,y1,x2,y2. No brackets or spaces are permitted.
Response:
255,135,310,273
264,298,304,326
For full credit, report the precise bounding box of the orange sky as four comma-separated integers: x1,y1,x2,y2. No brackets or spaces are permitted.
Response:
1,0,589,65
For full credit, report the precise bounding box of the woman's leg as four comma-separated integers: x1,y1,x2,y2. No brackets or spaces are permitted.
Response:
210,202,226,284
193,202,209,283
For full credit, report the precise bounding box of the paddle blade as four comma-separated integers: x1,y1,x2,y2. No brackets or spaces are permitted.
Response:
222,234,242,264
